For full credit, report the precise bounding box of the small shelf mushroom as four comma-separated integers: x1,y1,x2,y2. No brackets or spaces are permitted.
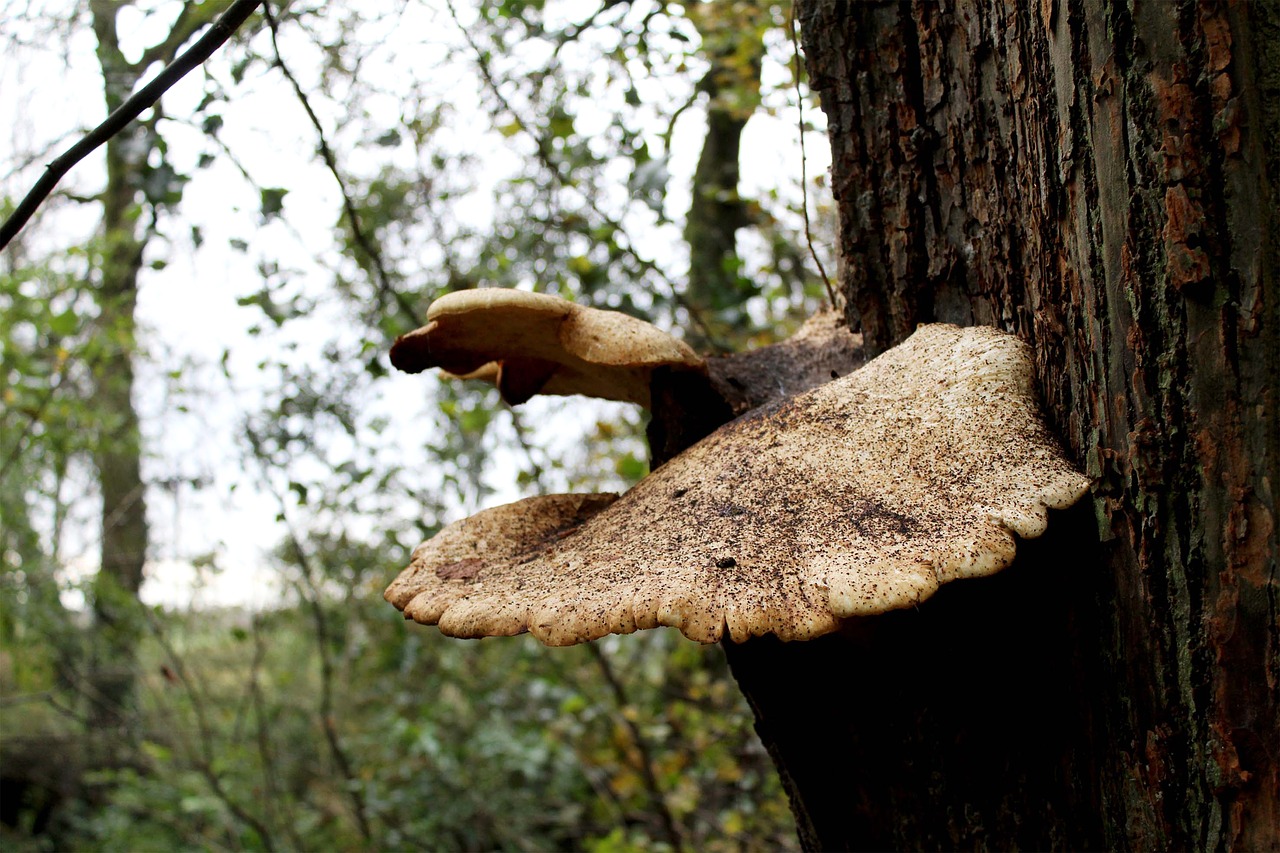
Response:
386,322,1091,646
390,288,704,407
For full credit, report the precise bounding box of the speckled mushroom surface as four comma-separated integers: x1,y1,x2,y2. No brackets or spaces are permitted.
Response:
386,323,1091,646
389,289,703,407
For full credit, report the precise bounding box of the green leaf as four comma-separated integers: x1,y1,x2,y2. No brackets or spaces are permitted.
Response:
140,741,172,762
260,187,289,221
615,452,647,483
548,110,575,139
48,310,77,337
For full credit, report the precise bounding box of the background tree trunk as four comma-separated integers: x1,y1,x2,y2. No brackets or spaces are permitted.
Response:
86,0,151,739
681,0,768,352
80,1,223,742
720,1,1278,849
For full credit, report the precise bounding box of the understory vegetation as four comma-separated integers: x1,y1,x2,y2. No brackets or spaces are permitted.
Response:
3,588,796,850
1,1,831,848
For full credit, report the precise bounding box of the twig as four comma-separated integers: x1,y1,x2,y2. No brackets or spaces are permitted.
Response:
585,642,684,850
261,2,419,326
285,524,376,844
0,357,69,485
442,0,722,348
660,87,702,159
0,290,108,486
506,408,548,491
0,690,53,707
249,615,306,851
243,423,376,843
789,3,835,309
145,610,279,851
0,0,264,250
550,1,621,59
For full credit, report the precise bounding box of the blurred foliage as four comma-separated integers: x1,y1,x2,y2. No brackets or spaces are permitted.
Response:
2,568,796,850
0,0,834,849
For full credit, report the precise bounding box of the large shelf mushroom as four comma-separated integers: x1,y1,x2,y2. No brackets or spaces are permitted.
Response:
387,308,1090,646
390,288,705,407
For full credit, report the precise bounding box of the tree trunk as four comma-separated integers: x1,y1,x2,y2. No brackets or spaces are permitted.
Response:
86,0,151,736
681,1,768,352
719,1,1278,849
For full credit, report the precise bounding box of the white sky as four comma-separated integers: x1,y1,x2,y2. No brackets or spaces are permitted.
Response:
1,0,832,611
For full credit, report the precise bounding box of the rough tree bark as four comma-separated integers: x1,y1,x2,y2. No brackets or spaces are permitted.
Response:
712,1,1277,850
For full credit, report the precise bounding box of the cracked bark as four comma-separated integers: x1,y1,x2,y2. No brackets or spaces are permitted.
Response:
681,1,1279,849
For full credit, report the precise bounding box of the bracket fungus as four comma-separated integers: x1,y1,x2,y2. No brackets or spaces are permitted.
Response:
704,307,867,415
386,321,1090,646
389,288,703,407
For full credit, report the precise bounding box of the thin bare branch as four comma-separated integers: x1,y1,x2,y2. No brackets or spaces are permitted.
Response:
248,615,307,851
261,2,419,326
0,690,53,707
145,611,279,851
584,642,685,851
506,408,548,491
0,0,264,250
0,306,105,486
136,3,217,70
243,422,376,843
789,4,835,309
442,0,721,348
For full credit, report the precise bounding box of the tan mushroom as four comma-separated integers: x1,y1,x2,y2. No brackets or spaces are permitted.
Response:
386,323,1090,646
390,289,704,407
384,493,618,631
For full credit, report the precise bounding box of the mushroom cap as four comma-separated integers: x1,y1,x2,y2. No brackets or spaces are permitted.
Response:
386,323,1091,646
385,492,619,629
389,289,704,407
